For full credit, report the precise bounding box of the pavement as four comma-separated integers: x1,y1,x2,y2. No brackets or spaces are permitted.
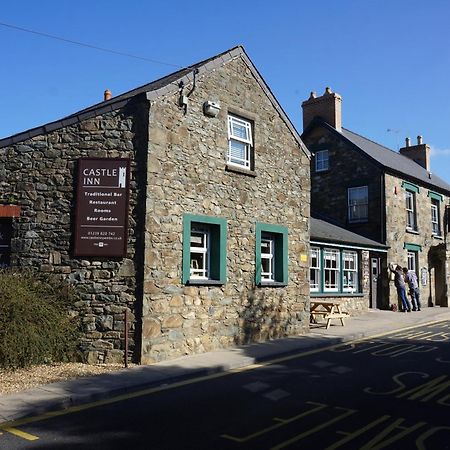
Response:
1,306,449,426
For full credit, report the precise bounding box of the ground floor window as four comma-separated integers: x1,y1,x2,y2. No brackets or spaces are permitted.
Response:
404,243,421,277
343,251,358,293
310,247,321,292
310,246,360,294
182,214,227,285
256,223,288,286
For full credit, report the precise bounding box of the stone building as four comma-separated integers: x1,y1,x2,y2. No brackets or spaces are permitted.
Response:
0,46,311,364
302,88,450,311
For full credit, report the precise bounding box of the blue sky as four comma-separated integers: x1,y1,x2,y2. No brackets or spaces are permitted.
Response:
1,0,449,180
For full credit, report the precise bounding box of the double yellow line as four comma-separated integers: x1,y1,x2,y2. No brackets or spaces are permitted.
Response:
1,319,446,442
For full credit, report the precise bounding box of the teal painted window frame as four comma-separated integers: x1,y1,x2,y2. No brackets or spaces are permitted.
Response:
402,181,420,193
255,223,288,286
309,246,362,296
182,214,227,285
428,191,443,202
403,243,422,252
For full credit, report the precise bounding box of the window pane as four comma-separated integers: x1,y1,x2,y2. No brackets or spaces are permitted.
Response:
348,186,368,221
190,228,209,279
316,150,329,171
261,236,274,281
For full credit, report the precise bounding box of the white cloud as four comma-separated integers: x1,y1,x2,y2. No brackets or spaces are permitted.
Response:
430,145,450,156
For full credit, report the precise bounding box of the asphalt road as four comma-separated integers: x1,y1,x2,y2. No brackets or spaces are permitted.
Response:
2,320,449,450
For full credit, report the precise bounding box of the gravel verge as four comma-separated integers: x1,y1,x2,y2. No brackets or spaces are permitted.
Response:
0,363,132,395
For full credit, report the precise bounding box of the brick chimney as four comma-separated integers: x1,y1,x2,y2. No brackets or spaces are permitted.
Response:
399,135,430,171
104,89,112,101
302,87,342,132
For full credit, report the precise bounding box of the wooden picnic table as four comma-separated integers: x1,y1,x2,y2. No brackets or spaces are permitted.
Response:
310,299,349,329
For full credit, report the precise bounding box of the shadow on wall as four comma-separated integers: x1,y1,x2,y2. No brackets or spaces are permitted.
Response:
235,286,291,345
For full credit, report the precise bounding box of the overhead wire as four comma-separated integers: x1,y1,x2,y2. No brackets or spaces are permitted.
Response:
0,21,183,69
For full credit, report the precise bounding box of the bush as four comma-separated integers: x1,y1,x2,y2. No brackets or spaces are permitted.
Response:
0,269,81,369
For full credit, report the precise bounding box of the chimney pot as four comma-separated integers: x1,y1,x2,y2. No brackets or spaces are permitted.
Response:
325,87,332,95
104,89,112,101
405,137,411,147
417,135,423,145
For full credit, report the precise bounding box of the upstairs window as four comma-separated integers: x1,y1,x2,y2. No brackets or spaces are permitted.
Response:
402,182,419,232
431,199,440,235
315,150,329,172
227,115,253,169
405,190,417,231
348,186,368,223
428,192,443,236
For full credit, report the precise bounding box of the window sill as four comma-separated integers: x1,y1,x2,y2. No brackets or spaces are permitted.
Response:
311,292,364,298
432,234,444,240
406,228,419,235
186,279,224,286
225,163,257,177
258,281,287,288
348,219,368,224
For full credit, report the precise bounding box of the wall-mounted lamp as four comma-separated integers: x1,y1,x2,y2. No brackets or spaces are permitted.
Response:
203,101,221,117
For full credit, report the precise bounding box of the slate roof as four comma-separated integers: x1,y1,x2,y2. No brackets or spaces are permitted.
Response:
310,217,388,250
339,128,450,194
0,46,310,157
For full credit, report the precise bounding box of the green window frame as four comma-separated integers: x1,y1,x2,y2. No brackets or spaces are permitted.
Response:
182,214,227,285
309,246,362,296
255,223,288,286
401,181,420,193
403,243,422,252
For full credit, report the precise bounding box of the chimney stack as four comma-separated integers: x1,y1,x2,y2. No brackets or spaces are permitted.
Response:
302,87,342,132
104,89,112,101
399,134,430,171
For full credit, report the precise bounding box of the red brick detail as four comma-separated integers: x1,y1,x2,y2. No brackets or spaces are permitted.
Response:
0,205,21,217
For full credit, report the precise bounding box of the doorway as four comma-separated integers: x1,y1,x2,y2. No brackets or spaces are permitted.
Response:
370,254,384,309
0,218,12,268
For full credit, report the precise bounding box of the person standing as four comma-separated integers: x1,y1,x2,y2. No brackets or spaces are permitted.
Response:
389,264,411,312
403,267,421,311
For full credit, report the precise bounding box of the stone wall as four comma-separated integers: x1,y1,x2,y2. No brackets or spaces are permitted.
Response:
0,98,149,363
303,127,384,242
141,56,311,363
385,173,449,308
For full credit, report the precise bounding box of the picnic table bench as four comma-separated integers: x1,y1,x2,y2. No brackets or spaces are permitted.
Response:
310,299,349,329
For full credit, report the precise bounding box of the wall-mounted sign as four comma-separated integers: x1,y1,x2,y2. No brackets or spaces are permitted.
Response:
74,158,130,257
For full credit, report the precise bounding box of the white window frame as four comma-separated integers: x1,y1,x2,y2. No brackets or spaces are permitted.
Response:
342,251,358,293
405,190,417,230
190,227,210,279
310,247,321,292
348,186,368,223
324,248,340,292
315,150,329,172
227,115,253,169
407,250,418,274
431,199,440,235
261,234,275,282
